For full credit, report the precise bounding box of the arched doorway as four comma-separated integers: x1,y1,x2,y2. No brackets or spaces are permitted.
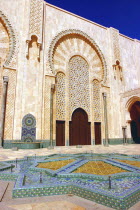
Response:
130,101,140,143
69,108,91,145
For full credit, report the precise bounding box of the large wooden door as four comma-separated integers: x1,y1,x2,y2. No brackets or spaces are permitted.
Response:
94,122,101,145
69,108,91,145
56,121,65,146
130,120,138,143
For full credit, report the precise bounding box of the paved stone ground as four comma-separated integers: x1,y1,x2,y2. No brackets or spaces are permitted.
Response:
0,144,140,210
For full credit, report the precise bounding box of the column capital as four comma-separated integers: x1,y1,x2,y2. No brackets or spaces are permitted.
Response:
122,126,127,129
103,92,107,98
3,76,9,83
0,57,2,67
51,84,55,92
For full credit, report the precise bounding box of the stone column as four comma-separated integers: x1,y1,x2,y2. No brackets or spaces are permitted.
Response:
103,92,109,146
49,84,55,149
0,76,9,147
122,126,127,145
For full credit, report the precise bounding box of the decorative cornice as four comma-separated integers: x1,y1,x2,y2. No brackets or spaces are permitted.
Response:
48,29,107,83
0,11,16,67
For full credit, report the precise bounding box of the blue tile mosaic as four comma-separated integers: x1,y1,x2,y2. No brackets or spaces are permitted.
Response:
0,153,140,209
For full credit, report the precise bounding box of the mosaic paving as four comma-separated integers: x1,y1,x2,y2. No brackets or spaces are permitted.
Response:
0,153,140,210
72,160,129,175
37,159,75,170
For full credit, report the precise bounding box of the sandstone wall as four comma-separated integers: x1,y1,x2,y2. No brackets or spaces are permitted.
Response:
0,0,140,142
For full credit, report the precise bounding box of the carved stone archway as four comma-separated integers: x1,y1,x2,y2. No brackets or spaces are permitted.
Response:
0,11,17,66
125,96,140,143
48,29,107,83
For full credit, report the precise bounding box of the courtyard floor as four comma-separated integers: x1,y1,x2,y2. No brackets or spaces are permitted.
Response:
0,144,140,210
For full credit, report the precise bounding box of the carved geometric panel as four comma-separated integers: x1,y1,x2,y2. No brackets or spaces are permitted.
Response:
56,72,65,120
0,18,10,114
93,80,101,122
43,76,50,139
21,114,36,142
52,34,104,81
69,56,90,117
0,18,9,62
3,70,16,140
111,28,121,62
49,30,107,83
29,0,43,43
0,11,17,68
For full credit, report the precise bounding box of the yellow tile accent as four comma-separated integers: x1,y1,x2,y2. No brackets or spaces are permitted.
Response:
115,159,140,168
73,161,128,175
37,159,75,170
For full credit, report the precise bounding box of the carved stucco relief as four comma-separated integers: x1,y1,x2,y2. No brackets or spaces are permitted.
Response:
48,30,107,83
29,0,43,43
0,11,17,68
93,79,101,122
56,72,65,120
48,30,108,123
69,56,90,118
3,69,16,139
111,28,121,62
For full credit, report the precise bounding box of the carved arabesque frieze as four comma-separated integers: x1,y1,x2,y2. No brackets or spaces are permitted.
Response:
56,72,65,120
0,19,9,64
111,28,121,62
3,69,16,139
93,79,101,121
0,11,17,68
48,29,107,84
110,28,123,81
43,76,50,139
29,0,43,43
27,0,43,61
69,56,90,118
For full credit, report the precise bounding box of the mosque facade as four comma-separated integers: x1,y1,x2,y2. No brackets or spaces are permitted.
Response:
0,0,140,148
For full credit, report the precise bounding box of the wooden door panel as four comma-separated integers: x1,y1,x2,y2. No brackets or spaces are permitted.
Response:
69,108,91,145
56,121,65,146
69,121,72,145
94,122,101,145
87,122,91,145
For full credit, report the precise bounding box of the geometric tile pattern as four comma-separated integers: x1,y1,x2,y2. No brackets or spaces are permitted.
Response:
93,79,101,121
0,153,140,210
21,114,36,142
0,11,17,67
73,160,128,175
43,76,50,139
37,159,75,170
29,0,43,43
4,69,16,140
69,56,90,118
0,18,9,62
49,30,107,83
0,18,10,117
56,72,65,120
115,159,140,168
111,28,121,62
